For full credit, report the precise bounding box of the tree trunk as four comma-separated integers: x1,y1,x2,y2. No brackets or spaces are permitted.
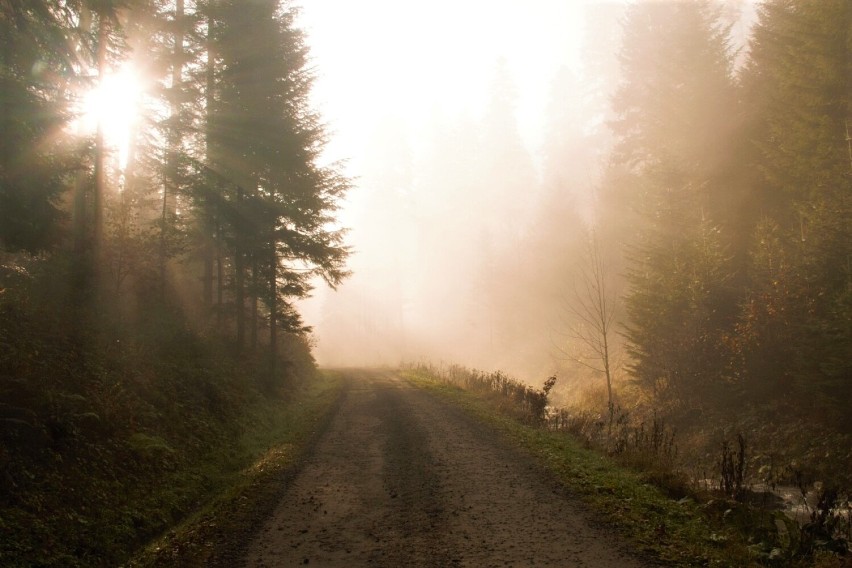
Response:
235,249,245,349
250,255,258,350
166,0,183,218
234,185,245,348
269,241,278,374
93,13,109,272
161,0,184,295
203,3,216,313
216,220,223,326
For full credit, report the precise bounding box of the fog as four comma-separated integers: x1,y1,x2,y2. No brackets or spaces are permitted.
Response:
296,1,757,383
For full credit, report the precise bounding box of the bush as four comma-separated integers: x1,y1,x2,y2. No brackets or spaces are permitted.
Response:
407,362,556,425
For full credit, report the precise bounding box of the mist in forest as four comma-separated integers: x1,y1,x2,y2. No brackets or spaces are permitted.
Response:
298,1,759,386
3,2,850,564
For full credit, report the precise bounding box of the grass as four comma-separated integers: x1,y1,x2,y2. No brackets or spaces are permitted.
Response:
403,367,768,567
0,260,349,568
125,369,346,567
0,317,344,568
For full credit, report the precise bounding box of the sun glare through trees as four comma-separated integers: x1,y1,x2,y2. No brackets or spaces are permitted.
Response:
1,0,850,566
75,64,142,170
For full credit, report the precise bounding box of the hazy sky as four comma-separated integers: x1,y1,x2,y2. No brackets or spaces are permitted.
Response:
294,0,759,370
296,2,594,352
297,1,588,173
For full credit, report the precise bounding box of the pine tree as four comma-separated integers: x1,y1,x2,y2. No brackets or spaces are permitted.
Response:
210,0,348,355
0,2,78,252
612,0,740,413
738,0,852,419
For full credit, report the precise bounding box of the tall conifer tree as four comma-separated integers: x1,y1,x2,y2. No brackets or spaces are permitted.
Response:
210,0,348,354
738,0,852,416
0,2,77,252
612,0,739,412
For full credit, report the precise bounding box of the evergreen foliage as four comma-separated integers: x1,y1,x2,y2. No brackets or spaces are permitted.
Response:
611,0,741,416
0,1,348,563
605,0,851,446
0,0,348,347
207,0,348,350
738,0,852,422
0,2,78,252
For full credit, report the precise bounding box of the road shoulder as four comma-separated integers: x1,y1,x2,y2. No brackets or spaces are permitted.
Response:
124,371,348,568
402,368,760,567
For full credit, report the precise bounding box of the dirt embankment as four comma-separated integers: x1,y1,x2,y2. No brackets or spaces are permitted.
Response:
243,371,649,567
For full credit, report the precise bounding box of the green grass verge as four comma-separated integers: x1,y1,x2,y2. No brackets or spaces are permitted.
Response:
403,368,768,568
125,370,345,567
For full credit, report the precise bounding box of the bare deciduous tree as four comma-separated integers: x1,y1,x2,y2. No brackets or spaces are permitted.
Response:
555,230,620,409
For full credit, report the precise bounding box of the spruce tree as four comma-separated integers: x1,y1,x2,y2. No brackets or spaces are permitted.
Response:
612,0,740,413
739,0,852,418
0,3,78,252
210,0,348,354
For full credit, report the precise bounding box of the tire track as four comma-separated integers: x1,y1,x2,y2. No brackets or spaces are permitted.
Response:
242,371,648,567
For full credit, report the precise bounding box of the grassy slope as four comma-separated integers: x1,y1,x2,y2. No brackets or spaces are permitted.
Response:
0,248,350,567
0,283,346,568
403,368,766,568
126,370,346,567
1,367,344,568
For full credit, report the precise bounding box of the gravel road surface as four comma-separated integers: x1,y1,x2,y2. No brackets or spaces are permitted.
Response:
242,370,648,567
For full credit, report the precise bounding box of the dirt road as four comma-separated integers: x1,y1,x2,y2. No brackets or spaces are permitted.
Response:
242,371,648,567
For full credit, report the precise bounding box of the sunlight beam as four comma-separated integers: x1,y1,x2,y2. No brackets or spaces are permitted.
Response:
77,64,142,171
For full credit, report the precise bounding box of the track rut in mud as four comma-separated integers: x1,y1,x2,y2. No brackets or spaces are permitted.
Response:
243,371,649,567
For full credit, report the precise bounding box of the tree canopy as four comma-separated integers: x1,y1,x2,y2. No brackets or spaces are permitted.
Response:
0,0,349,362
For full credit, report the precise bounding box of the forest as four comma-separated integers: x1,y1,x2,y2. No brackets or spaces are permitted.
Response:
594,0,852,491
1,0,348,565
315,0,851,488
312,0,851,560
1,0,851,566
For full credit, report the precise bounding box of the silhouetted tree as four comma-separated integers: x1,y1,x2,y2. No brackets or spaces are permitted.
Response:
210,0,349,355
0,2,77,252
557,231,619,408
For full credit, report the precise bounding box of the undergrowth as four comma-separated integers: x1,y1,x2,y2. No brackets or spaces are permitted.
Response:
125,370,345,567
0,258,340,567
408,362,555,426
